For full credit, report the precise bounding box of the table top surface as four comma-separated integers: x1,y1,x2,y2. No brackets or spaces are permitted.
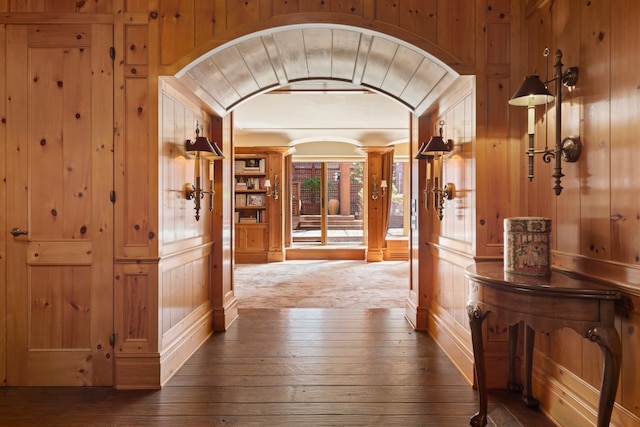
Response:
465,262,621,300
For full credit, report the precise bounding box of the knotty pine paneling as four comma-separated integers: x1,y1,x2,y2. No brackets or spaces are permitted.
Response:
157,0,477,72
125,25,148,66
126,0,149,13
272,0,300,15
160,254,210,338
160,0,195,66
578,0,611,261
29,265,92,349
610,0,640,265
159,81,213,252
114,263,157,354
121,77,153,250
0,0,113,13
226,0,260,30
620,308,640,418
0,23,6,387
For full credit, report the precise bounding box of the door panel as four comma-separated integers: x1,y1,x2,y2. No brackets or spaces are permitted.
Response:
6,24,114,386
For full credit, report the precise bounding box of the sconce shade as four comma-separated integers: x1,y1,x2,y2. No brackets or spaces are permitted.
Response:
421,135,451,155
186,136,225,159
414,141,432,160
509,75,553,106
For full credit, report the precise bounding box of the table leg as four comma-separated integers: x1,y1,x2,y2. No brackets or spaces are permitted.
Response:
587,326,621,427
522,324,540,408
507,323,522,393
467,302,489,427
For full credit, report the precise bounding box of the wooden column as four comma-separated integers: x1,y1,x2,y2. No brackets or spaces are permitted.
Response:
362,147,392,262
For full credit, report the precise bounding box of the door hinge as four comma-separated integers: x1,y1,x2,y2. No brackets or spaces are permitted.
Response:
109,46,115,60
110,190,116,203
109,333,116,347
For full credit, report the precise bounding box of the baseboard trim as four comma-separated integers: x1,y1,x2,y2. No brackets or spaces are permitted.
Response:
159,310,214,387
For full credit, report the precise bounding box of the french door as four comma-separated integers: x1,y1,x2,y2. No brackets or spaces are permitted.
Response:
292,161,364,245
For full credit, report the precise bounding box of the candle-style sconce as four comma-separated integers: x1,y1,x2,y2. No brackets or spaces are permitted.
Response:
185,122,224,221
265,174,279,200
415,120,455,220
508,48,581,195
371,174,387,200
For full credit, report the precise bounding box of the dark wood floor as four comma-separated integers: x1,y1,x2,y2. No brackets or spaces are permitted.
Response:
0,308,555,426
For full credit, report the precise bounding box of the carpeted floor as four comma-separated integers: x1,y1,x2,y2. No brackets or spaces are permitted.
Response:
233,260,409,308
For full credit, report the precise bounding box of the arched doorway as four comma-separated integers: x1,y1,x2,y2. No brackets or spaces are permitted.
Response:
168,24,460,308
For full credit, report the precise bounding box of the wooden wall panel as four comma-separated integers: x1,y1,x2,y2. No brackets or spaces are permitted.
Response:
436,0,475,66
160,0,195,66
272,0,299,15
125,25,148,65
227,0,260,29
0,23,6,387
122,78,152,249
159,79,213,252
29,266,92,349
578,0,611,261
398,0,437,42
212,113,238,331
621,309,640,419
0,0,113,13
194,0,217,45
610,0,640,265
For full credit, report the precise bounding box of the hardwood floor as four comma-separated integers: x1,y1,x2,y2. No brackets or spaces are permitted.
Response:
0,308,556,426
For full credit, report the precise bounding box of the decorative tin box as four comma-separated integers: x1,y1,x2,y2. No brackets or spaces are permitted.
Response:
504,217,551,276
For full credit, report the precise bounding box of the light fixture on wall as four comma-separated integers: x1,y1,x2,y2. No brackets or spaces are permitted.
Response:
509,48,581,196
185,122,224,221
371,174,387,200
415,120,455,220
265,175,279,200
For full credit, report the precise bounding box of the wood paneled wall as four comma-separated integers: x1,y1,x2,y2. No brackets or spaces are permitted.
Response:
0,22,7,386
2,2,640,424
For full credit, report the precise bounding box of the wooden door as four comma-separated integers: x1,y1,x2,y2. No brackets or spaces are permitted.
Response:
5,24,114,386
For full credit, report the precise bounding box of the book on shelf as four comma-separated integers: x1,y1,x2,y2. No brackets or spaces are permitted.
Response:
235,194,246,206
239,216,257,223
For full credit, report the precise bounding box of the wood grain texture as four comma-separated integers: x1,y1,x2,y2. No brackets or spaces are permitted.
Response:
0,308,555,427
5,23,114,386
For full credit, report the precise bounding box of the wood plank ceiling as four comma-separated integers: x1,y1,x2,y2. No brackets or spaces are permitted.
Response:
176,25,460,118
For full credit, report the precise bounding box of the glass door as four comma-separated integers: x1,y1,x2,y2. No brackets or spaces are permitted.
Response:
292,161,364,245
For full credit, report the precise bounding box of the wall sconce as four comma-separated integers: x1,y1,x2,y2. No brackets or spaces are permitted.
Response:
185,122,224,221
265,175,279,200
509,48,581,195
415,120,456,220
371,174,387,200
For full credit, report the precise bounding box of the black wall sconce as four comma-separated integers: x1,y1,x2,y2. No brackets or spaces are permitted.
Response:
415,120,455,220
185,122,224,220
265,174,279,200
509,48,581,195
371,174,387,200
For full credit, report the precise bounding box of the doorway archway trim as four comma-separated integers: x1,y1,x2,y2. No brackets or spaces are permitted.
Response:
175,24,460,117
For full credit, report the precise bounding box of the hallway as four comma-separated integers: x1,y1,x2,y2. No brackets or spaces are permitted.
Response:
0,308,555,426
0,262,559,425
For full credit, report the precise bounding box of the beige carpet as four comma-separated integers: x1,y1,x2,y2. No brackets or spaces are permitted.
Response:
233,260,410,308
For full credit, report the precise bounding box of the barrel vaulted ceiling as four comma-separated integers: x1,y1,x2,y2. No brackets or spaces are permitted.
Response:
176,25,460,148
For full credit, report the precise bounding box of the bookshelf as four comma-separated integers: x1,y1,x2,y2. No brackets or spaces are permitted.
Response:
234,155,270,263
234,148,288,263
234,157,267,225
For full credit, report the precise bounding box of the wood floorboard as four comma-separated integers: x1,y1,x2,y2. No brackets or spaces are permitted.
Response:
0,308,556,426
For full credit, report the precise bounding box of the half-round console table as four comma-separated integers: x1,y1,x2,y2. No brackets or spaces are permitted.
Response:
465,262,621,427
